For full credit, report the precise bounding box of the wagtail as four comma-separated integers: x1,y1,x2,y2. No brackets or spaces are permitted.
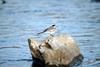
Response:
37,24,56,36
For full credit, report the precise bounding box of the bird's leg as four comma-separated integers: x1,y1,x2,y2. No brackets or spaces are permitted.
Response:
50,34,54,37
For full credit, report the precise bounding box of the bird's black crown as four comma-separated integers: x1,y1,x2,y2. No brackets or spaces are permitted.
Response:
52,24,55,26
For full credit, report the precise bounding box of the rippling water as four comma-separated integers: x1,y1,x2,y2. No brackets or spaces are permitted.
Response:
0,0,100,67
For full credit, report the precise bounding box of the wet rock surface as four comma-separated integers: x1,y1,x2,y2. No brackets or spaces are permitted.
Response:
28,34,84,67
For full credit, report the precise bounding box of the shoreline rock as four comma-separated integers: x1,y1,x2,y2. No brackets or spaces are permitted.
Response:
28,34,83,67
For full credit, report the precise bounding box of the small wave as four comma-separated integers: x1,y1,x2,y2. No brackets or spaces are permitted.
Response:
0,62,6,64
6,59,32,62
0,46,21,49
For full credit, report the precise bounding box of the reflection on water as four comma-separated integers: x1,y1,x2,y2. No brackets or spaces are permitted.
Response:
0,0,100,67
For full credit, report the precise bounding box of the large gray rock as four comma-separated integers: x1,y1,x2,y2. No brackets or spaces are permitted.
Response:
28,34,83,67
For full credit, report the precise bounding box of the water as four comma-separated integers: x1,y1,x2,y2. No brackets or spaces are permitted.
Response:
0,0,100,67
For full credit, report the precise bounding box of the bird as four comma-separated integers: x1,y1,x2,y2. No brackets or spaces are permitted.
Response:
37,24,56,36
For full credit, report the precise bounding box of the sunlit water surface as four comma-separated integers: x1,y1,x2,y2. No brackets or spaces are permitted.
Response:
0,0,100,67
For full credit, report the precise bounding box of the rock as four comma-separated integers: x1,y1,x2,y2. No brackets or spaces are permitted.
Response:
0,0,6,4
28,34,83,67
91,0,100,2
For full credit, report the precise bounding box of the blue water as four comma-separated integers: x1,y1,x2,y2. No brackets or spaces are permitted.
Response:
0,0,100,67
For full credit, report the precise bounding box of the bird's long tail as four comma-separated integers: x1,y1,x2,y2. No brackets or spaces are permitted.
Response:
37,29,47,35
37,31,45,35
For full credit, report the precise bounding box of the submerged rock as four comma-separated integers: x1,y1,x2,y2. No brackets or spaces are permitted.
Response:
28,34,83,67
